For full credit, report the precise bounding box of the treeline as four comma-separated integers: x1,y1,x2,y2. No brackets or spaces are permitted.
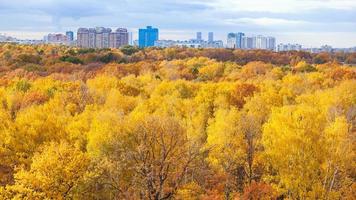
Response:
0,44,355,199
1,44,356,72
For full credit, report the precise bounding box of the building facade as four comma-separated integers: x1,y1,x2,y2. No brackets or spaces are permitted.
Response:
267,37,276,50
226,32,246,49
154,32,223,49
109,28,129,48
77,28,89,48
236,32,245,49
277,43,302,52
66,31,74,42
227,33,237,48
242,35,276,50
208,32,214,42
44,33,68,45
77,27,128,48
128,32,133,45
139,26,159,48
242,36,255,49
255,35,267,49
196,32,202,41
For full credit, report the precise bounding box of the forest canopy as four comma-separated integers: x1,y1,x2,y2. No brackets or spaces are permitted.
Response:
0,44,355,199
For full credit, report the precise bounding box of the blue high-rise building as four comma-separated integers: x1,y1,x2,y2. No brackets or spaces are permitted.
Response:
138,26,159,48
236,32,245,49
66,31,74,42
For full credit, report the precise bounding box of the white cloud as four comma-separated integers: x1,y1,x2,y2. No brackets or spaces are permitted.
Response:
225,17,308,26
210,0,356,13
0,0,355,47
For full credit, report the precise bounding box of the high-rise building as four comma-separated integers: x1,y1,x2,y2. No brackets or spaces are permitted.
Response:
196,32,202,41
226,32,245,49
102,28,111,48
95,27,104,49
267,37,276,50
241,35,275,50
208,32,214,42
64,31,74,46
77,27,128,49
88,28,96,48
95,27,111,48
236,32,245,49
139,26,159,48
109,28,129,48
277,43,302,52
128,32,133,45
256,35,267,49
242,36,254,49
66,31,74,42
44,33,68,45
117,28,129,47
227,33,237,48
77,28,89,48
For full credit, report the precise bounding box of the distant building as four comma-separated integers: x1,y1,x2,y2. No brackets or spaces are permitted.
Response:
238,35,276,50
242,36,254,49
154,40,177,48
77,27,128,48
88,28,96,48
0,34,17,43
321,45,333,52
77,28,89,48
206,40,224,48
226,32,246,49
255,35,267,49
17,39,44,45
44,33,68,45
109,28,129,48
277,43,302,52
128,32,133,45
154,32,223,49
227,33,237,48
139,26,159,48
66,31,74,42
208,32,214,42
95,27,111,48
176,41,203,48
267,37,276,50
236,32,245,49
196,32,202,41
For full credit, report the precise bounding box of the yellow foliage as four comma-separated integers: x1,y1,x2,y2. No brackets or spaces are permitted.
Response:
2,142,91,199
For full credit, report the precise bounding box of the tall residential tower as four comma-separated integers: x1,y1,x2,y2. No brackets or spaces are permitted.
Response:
208,32,214,42
77,27,129,48
139,26,159,48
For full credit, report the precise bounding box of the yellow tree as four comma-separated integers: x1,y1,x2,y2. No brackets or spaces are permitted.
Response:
126,114,199,200
206,108,265,197
262,104,353,199
1,142,91,199
0,106,15,186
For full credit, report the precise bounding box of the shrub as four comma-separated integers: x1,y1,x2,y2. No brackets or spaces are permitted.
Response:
59,56,83,64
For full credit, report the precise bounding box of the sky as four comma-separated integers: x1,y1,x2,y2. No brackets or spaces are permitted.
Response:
0,0,356,47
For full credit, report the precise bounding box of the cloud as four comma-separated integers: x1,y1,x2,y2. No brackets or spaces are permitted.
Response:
225,17,308,26
210,0,356,13
0,0,355,47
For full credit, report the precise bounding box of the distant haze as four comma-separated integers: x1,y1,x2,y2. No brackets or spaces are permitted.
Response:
0,0,355,47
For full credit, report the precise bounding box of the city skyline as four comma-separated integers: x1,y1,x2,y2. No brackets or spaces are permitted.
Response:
0,0,355,47
3,28,356,53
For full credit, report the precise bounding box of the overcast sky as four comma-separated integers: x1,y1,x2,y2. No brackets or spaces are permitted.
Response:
0,0,356,47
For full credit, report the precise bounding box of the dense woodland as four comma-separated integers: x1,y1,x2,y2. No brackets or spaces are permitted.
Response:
0,44,355,199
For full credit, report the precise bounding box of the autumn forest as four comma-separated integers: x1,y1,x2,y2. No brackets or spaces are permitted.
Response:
0,44,355,199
